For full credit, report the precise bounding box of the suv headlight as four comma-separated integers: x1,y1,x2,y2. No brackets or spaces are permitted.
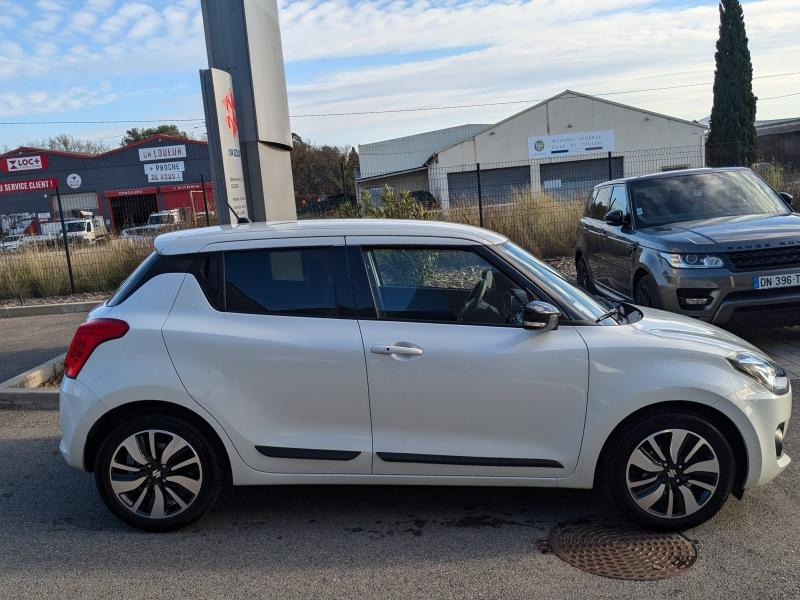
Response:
660,252,725,269
726,351,790,395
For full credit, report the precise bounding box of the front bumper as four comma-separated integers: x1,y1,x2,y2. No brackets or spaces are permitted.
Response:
654,265,800,325
725,381,792,489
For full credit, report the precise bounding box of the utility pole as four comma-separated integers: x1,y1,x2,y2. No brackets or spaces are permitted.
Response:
201,0,296,223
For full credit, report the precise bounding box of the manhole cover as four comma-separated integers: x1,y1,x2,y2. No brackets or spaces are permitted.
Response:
547,517,697,581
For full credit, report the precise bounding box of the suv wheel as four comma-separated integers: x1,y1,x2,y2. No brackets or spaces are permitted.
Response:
603,410,735,531
634,274,661,308
95,414,223,532
576,256,596,292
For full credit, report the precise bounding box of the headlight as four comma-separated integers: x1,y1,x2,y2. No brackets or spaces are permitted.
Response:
726,351,790,395
660,252,725,269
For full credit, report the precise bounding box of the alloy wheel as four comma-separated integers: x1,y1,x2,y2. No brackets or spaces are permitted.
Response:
625,429,720,519
108,429,203,520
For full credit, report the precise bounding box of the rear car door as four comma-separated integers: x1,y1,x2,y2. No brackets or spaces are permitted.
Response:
348,236,589,478
162,237,373,475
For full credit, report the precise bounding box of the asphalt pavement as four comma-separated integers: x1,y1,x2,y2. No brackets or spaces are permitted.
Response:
0,398,797,600
0,313,86,382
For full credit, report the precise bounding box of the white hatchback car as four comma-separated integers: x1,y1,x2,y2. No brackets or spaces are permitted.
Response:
60,220,791,532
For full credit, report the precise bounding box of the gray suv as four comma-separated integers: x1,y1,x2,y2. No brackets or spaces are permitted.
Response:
575,167,798,325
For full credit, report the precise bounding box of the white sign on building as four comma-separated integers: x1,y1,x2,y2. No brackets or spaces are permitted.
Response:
138,145,187,162
529,130,615,159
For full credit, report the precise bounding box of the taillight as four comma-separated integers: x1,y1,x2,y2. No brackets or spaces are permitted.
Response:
64,319,129,379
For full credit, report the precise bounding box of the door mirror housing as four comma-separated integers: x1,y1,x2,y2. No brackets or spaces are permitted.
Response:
523,301,560,332
605,209,625,226
778,192,793,208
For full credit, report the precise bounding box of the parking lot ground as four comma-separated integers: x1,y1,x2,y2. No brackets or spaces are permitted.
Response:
0,396,797,600
0,313,86,382
737,326,800,378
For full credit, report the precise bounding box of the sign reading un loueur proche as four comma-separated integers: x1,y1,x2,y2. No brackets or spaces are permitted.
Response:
138,144,187,162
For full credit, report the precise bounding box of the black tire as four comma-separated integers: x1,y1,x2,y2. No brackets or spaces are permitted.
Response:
634,273,662,308
575,255,596,293
602,410,735,531
95,414,223,532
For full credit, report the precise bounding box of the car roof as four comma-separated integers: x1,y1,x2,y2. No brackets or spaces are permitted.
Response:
154,219,508,255
598,166,749,187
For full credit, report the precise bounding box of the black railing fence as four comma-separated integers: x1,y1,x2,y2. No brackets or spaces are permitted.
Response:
2,141,797,302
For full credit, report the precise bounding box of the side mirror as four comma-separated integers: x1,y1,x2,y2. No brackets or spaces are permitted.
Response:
605,209,624,226
778,192,793,208
523,301,560,332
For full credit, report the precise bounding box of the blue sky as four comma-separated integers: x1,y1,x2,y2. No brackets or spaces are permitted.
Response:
0,0,798,150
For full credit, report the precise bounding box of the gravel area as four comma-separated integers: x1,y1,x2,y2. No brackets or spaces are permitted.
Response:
0,292,109,309
544,256,576,279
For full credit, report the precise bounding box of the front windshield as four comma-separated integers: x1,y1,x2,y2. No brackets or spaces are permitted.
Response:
66,222,87,232
148,214,173,225
498,241,618,323
630,170,789,228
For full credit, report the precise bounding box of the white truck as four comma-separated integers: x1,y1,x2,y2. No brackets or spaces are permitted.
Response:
121,208,188,240
27,213,109,246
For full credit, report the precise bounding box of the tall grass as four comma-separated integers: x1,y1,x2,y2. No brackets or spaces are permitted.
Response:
438,189,584,258
0,238,153,301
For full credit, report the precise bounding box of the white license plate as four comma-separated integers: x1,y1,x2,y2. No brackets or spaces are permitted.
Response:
753,273,800,290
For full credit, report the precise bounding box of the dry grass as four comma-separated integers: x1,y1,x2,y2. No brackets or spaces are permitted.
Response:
0,238,153,300
437,190,585,257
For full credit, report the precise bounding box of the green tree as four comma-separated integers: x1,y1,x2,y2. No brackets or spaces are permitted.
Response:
706,0,758,166
121,124,188,146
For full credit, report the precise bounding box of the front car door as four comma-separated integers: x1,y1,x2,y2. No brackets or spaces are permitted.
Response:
582,186,614,289
163,236,373,475
348,236,589,478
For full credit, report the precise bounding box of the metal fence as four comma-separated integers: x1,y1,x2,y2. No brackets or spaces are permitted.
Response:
2,141,798,302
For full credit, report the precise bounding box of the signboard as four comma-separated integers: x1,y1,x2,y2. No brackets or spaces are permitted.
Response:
202,67,248,224
138,144,187,162
529,130,615,158
66,173,82,189
160,182,208,193
2,154,48,173
0,177,58,194
105,187,158,198
144,161,185,183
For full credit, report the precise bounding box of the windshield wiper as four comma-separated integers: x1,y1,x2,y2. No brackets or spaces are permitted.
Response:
595,305,622,324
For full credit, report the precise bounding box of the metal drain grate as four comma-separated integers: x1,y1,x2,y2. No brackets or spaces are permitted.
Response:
547,517,697,581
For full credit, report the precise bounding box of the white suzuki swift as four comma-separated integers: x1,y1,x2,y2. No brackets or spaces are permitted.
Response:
60,220,791,532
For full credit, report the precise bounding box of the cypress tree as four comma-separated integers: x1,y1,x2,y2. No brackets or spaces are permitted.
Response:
706,0,758,167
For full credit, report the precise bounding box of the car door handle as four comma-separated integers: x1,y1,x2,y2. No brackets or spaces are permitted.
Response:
371,345,424,357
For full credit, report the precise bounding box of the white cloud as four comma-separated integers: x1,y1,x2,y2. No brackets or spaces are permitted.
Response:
30,12,62,32
70,11,99,31
0,83,120,117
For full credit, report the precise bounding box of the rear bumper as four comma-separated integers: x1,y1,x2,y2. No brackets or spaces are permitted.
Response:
653,265,800,325
59,377,104,471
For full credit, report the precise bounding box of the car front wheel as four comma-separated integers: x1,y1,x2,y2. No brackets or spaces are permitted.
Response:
603,410,735,530
95,414,223,532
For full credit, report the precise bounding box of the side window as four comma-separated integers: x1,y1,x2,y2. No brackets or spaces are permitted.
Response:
225,247,337,317
588,187,612,220
607,185,629,216
364,247,534,326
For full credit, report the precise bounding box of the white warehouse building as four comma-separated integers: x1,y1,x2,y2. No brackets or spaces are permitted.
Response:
357,90,707,208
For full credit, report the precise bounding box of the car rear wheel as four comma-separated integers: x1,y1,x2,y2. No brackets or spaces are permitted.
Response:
634,274,661,308
603,410,735,531
576,255,596,293
95,414,223,532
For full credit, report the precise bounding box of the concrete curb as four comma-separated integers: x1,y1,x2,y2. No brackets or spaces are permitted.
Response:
0,301,101,319
0,353,64,410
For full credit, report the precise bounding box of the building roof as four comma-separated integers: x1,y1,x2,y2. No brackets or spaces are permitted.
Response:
155,219,507,255
756,117,800,136
357,124,490,180
0,134,207,161
432,90,708,159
